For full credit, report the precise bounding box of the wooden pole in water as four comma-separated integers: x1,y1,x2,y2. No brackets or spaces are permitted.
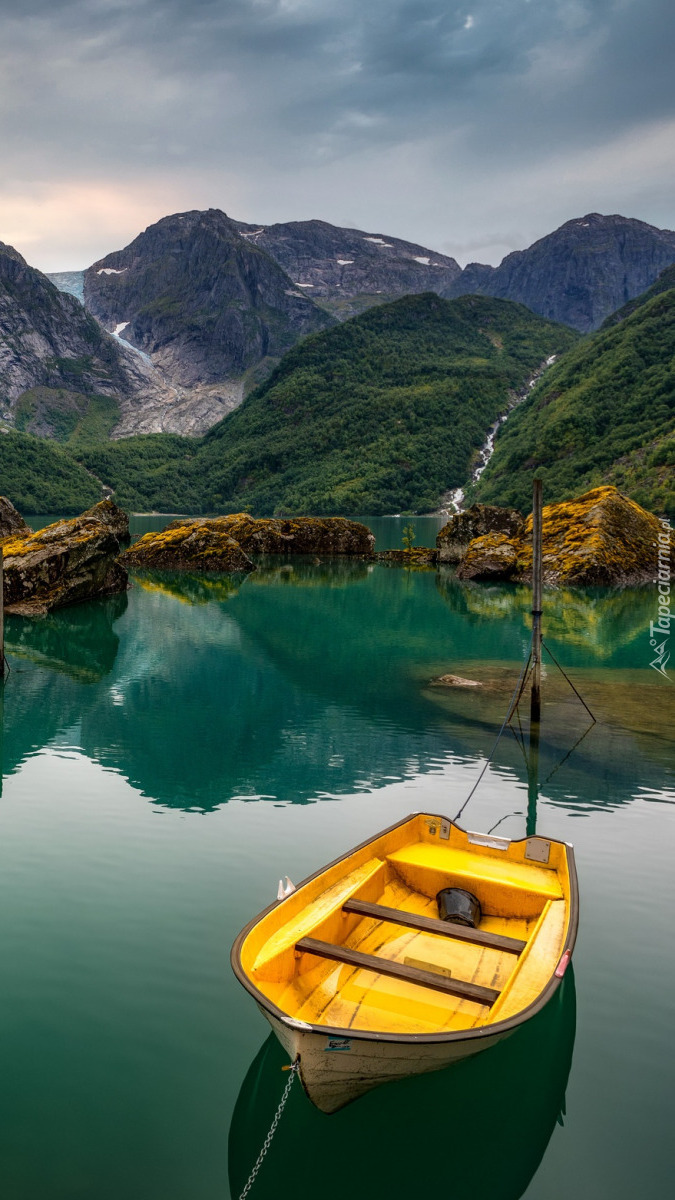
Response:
526,715,540,837
530,478,543,724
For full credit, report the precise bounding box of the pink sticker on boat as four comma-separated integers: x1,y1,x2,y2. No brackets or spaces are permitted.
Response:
555,949,572,978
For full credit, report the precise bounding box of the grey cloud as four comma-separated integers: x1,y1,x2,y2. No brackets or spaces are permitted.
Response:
0,0,673,267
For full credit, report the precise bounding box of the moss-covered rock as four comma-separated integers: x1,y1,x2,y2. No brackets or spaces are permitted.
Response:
3,516,128,617
437,504,524,563
457,485,673,586
120,520,255,572
456,533,520,581
197,514,375,556
81,498,130,541
0,495,30,541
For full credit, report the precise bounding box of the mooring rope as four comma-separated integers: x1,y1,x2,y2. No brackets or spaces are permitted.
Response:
237,1060,300,1200
452,634,534,823
541,639,596,722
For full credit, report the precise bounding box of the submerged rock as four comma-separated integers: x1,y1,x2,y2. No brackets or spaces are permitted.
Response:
120,520,255,572
0,495,30,541
199,514,375,557
81,498,130,541
457,486,674,586
437,504,524,563
430,674,483,688
2,516,128,617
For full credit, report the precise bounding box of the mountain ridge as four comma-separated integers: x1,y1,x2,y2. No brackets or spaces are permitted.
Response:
450,213,675,332
0,240,172,440
83,209,335,433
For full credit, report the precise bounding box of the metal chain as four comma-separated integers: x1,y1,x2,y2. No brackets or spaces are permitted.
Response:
237,1060,300,1200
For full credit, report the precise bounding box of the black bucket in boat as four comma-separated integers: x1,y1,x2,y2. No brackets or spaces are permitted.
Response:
436,887,482,928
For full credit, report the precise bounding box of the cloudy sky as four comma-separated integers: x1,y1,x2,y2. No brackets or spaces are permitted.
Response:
1,0,674,271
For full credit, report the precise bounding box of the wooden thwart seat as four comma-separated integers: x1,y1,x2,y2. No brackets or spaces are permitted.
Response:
296,937,500,1007
343,898,526,954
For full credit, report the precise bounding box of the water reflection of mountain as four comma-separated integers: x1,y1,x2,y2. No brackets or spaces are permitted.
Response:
229,975,576,1200
76,576,461,811
1,565,671,814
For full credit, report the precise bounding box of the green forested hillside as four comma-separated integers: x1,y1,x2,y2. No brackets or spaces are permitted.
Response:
473,288,675,518
68,293,577,515
0,429,101,513
73,434,208,513
193,293,577,515
190,294,576,514
11,283,674,521
4,280,672,521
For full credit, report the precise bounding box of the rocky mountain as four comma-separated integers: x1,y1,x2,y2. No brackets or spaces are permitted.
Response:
450,213,675,332
233,218,462,316
601,262,675,328
83,209,334,432
0,240,170,440
41,208,675,444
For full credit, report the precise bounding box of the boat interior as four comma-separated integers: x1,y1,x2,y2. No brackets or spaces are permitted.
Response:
239,815,573,1037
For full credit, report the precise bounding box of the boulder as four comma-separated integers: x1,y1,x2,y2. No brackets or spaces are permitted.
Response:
456,533,520,581
437,504,524,563
179,514,376,557
81,498,130,541
457,486,674,586
2,516,128,617
120,520,255,572
0,495,30,541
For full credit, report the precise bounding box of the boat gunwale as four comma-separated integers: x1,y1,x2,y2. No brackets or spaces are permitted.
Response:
230,812,579,1046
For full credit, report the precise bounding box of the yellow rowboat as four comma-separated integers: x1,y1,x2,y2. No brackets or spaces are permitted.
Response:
231,813,578,1113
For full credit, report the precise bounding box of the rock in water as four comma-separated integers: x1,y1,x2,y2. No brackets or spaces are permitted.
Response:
197,514,376,556
456,534,520,581
81,498,130,542
120,521,255,572
457,486,674,586
2,517,128,617
0,495,30,541
430,674,483,688
437,505,523,563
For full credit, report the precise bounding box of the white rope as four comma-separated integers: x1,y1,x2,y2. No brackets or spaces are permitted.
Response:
237,1060,300,1200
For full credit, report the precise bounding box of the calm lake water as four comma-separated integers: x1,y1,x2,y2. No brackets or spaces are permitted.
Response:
1,515,673,1199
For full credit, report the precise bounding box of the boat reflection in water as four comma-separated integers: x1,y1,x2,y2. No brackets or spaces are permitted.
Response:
229,973,576,1200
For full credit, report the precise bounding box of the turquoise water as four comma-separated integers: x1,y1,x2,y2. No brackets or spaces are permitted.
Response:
1,524,673,1199
28,512,447,551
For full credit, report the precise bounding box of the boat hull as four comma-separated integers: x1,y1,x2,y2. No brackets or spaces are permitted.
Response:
264,1006,511,1112
233,813,578,1114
